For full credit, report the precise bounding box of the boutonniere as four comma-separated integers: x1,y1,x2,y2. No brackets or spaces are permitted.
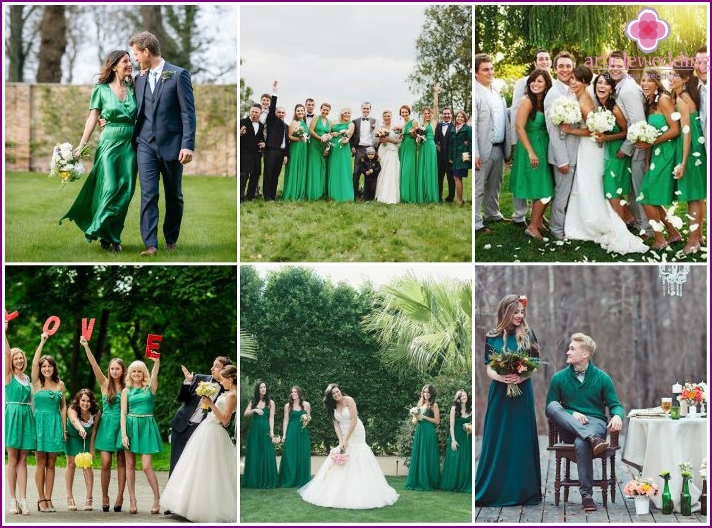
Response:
161,70,177,82
139,69,148,77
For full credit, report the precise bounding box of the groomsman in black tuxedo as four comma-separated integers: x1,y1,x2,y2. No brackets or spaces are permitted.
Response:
350,101,377,198
259,93,270,124
305,98,316,126
262,81,288,201
435,107,455,202
240,104,265,202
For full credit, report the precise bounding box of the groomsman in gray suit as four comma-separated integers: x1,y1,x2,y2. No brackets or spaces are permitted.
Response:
475,54,511,235
607,51,650,237
694,45,707,149
350,102,377,198
543,51,579,240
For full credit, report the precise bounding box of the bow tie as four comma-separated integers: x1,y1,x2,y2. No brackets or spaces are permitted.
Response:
574,369,586,375
306,114,314,117
361,117,369,121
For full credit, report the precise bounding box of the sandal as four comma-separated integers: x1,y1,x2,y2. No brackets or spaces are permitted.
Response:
37,499,50,513
17,498,30,515
85,498,93,511
129,498,137,514
67,498,77,511
9,498,18,514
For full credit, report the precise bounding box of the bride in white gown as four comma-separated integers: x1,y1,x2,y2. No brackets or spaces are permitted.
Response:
375,109,401,204
563,67,648,255
298,383,398,509
161,365,237,523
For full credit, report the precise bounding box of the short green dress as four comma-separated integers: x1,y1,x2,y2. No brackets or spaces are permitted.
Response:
638,113,676,206
242,406,278,488
416,123,439,203
510,112,553,199
327,122,355,202
399,121,418,203
94,393,121,452
65,414,95,456
119,388,162,455
675,110,707,202
306,117,331,200
60,83,138,245
278,409,312,488
404,406,440,490
440,413,472,492
34,389,65,453
602,123,632,198
282,120,309,201
4,374,36,450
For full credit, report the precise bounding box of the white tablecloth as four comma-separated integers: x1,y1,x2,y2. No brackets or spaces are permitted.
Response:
622,415,707,512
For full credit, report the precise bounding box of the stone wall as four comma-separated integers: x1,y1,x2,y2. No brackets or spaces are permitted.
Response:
4,83,236,177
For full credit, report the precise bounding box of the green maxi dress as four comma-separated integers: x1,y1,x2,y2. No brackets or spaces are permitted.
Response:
306,117,331,200
327,122,355,202
638,113,676,206
242,407,278,488
65,414,95,456
602,123,632,198
4,374,36,450
279,409,312,487
34,389,65,453
94,394,121,452
675,110,707,202
282,121,309,201
399,120,418,203
475,333,541,506
510,112,553,199
404,407,440,490
440,413,472,492
60,83,138,245
118,388,162,454
416,123,439,203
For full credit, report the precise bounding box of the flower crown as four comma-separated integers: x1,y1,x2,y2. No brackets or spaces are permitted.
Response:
519,295,528,308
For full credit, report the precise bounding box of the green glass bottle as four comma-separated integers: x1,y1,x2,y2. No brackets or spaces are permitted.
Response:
661,479,673,514
681,477,692,516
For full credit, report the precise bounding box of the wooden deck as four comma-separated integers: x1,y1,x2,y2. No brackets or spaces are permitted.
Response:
475,435,708,524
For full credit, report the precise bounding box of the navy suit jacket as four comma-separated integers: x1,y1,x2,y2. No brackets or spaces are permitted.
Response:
170,373,224,433
133,61,196,160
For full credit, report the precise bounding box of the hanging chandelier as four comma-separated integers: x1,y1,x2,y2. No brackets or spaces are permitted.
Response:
658,265,690,296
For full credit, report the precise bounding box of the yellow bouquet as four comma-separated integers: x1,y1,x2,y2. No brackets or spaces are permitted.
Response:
196,381,220,414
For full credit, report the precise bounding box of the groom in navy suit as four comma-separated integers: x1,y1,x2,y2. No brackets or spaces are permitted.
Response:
130,31,196,256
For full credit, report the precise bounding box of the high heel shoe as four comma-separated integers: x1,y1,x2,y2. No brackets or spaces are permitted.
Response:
37,499,50,512
17,498,30,515
114,496,123,512
9,498,18,514
85,498,93,511
102,494,110,512
67,498,77,511
683,243,701,255
47,499,56,512
129,499,137,514
151,502,160,514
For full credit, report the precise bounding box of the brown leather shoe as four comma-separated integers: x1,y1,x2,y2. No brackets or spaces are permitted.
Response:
590,436,609,456
166,243,177,250
141,246,158,256
476,227,493,236
582,494,597,512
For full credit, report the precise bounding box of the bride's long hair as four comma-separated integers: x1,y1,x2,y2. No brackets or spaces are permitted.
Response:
486,294,538,356
323,383,346,422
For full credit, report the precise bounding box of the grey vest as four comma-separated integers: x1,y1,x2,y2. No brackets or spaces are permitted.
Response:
137,81,157,146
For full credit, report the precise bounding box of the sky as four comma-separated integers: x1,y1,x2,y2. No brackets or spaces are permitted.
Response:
240,4,428,124
249,263,472,289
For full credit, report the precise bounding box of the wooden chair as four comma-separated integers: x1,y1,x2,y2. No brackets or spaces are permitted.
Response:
547,418,620,507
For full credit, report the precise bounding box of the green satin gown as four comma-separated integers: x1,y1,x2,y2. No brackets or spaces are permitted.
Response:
416,123,439,203
404,407,440,490
278,409,312,487
242,406,278,488
440,413,472,492
399,120,418,203
60,83,137,245
282,121,309,201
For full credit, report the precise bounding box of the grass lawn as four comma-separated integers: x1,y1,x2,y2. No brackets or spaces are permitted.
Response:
240,477,471,523
240,170,472,262
475,168,708,263
3,172,237,263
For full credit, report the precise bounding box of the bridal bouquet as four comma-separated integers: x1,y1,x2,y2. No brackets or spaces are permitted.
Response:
337,129,350,147
409,406,422,424
375,128,391,138
300,413,311,429
487,350,539,397
463,422,473,436
586,108,616,147
330,446,349,466
392,124,404,137
548,97,582,139
293,126,309,142
196,381,220,413
627,121,660,144
49,142,89,188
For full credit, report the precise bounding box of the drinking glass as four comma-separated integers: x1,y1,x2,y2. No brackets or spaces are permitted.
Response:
661,397,672,416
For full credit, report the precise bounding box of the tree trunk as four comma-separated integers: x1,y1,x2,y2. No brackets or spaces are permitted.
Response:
36,5,67,83
6,5,38,82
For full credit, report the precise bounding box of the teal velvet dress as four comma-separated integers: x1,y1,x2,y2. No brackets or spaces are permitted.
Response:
278,409,312,488
34,389,65,453
440,413,472,492
399,120,418,203
4,374,36,450
404,406,440,490
118,388,162,454
60,83,137,245
94,393,121,452
242,406,278,488
282,121,309,201
475,333,541,506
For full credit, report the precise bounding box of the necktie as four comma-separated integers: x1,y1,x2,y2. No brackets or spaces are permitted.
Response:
149,71,158,93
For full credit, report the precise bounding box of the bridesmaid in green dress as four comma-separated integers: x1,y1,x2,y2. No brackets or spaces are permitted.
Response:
242,380,278,488
279,386,312,487
670,66,707,255
64,389,99,511
327,109,355,202
120,359,161,514
475,294,541,506
399,105,418,203
306,103,332,200
31,334,67,513
416,83,441,203
404,384,440,491
80,337,126,512
637,70,681,250
60,50,137,252
282,104,309,201
4,324,37,516
510,70,553,238
440,389,472,492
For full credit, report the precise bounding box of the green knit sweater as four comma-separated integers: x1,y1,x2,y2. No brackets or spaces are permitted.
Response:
546,362,625,423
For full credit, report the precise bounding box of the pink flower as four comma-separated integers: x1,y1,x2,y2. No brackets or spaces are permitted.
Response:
625,8,670,53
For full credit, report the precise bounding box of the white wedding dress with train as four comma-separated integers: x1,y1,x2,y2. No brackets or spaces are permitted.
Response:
160,394,237,522
375,131,400,203
298,407,399,509
564,130,649,254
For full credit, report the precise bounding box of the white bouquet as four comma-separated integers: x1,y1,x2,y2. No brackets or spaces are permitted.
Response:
196,381,220,414
49,142,88,188
548,97,582,139
586,108,616,147
627,121,660,145
293,125,309,142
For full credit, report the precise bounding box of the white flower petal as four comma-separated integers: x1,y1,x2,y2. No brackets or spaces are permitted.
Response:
670,112,681,121
483,244,492,249
540,196,551,204
610,171,616,178
654,148,661,156
616,187,623,195
661,125,669,132
682,125,691,134
675,190,682,195
698,136,706,144
695,159,703,166
637,192,645,201
649,163,655,171
620,199,628,206
692,151,701,157
605,193,613,199
690,223,700,232
649,219,665,232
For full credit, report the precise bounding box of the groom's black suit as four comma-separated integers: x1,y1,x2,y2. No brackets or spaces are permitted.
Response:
169,373,224,475
262,95,288,201
435,120,455,201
